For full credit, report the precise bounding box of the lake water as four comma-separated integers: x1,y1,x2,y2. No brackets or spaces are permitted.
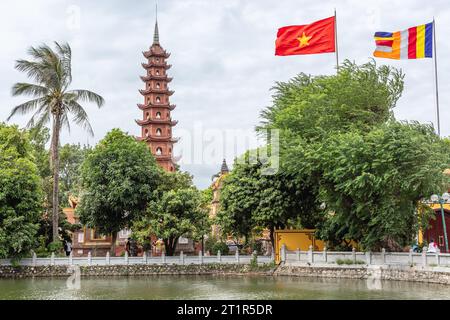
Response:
0,275,449,300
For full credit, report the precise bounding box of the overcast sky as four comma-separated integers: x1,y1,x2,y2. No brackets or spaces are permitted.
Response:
1,0,449,189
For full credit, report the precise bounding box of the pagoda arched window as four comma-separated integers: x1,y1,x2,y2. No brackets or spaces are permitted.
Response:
156,83,160,89
145,129,149,137
156,70,160,76
156,128,162,136
156,97,161,103
146,112,150,120
156,147,163,155
156,112,161,119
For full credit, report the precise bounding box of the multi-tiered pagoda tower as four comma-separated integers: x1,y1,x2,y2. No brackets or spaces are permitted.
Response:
136,20,178,172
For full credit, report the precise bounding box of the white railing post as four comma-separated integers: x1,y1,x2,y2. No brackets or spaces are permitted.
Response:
51,252,55,266
352,247,356,264
32,251,37,267
323,246,328,263
253,250,258,265
106,252,110,265
422,247,427,267
162,251,166,264
435,252,439,266
199,251,203,264
280,244,286,263
381,248,386,265
235,250,240,264
308,245,313,264
366,251,371,265
88,252,92,266
143,251,147,264
296,248,300,262
69,252,73,266
124,251,129,265
180,251,184,265
217,250,221,263
408,249,413,265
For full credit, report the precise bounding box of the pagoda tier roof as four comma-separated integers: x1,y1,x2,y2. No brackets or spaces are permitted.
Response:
140,75,173,82
139,136,180,143
142,62,172,70
143,49,171,59
135,119,178,126
139,88,174,96
137,103,176,111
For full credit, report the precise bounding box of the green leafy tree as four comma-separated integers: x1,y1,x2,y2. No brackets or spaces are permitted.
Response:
218,150,319,246
59,143,91,205
259,59,404,143
132,171,210,256
8,42,104,242
76,129,161,255
143,188,210,256
313,122,450,250
0,124,42,259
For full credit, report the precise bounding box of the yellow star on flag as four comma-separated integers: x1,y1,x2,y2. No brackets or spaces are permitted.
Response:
297,32,312,48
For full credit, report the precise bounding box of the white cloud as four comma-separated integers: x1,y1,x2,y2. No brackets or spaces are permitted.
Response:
0,0,448,188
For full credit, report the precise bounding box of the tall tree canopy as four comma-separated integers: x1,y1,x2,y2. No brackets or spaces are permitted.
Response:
8,42,104,243
254,59,450,250
132,171,210,256
218,150,319,246
0,124,42,259
77,129,161,255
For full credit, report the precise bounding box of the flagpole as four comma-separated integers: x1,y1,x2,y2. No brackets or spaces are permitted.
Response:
433,18,441,136
334,8,339,72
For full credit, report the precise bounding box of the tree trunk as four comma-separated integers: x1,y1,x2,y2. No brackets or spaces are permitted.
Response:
164,237,179,256
51,113,61,243
269,225,275,249
111,232,118,257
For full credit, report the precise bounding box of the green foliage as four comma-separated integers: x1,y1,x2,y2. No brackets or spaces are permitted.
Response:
77,129,161,240
48,241,63,253
218,150,319,245
59,143,91,205
314,122,449,250
138,187,210,256
255,59,449,251
0,124,42,259
212,241,230,255
259,59,404,142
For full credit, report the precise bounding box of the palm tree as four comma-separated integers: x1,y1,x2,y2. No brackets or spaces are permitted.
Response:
8,42,104,243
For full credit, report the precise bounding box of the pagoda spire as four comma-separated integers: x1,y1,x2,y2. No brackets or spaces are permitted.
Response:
153,2,160,45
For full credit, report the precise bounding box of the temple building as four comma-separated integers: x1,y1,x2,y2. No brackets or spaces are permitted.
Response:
136,20,178,172
210,159,230,238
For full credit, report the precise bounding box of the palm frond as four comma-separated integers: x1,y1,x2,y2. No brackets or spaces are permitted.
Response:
54,42,72,85
12,82,48,97
65,100,94,136
68,89,105,108
7,97,47,121
26,103,51,129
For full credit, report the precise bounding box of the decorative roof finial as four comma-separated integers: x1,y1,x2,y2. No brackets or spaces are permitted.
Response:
153,2,160,45
221,159,229,174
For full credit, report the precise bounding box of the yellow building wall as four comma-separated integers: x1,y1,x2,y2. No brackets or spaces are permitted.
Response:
274,229,325,264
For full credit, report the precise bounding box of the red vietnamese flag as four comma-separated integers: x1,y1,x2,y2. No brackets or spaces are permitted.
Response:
275,16,336,56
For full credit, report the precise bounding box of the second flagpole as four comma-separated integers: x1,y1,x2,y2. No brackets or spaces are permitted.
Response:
433,18,441,136
334,8,339,72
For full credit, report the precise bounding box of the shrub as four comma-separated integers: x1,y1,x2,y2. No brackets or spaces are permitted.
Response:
48,241,63,254
212,241,229,255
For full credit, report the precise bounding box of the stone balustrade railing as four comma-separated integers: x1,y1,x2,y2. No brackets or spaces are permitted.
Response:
0,250,274,267
280,245,450,267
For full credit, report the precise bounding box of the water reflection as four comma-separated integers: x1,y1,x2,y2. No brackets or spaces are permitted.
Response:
0,275,449,300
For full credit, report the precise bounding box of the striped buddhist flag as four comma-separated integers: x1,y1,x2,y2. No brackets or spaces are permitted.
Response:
373,22,433,59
